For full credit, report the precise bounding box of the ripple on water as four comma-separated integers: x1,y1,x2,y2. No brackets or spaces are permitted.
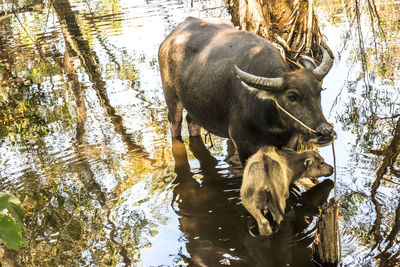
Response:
1,0,400,265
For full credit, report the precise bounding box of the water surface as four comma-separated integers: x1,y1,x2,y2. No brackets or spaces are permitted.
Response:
0,0,399,266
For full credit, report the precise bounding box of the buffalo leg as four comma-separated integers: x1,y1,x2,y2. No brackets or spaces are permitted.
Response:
233,141,253,167
282,133,299,151
186,114,202,136
164,87,184,137
169,102,183,137
229,127,255,166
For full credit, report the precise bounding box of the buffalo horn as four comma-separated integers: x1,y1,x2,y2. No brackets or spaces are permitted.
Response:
234,65,283,90
312,45,334,80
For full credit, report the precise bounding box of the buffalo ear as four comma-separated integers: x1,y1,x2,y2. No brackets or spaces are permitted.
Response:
304,158,313,168
299,55,317,69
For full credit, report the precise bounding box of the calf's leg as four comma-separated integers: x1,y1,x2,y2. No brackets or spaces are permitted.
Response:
243,200,273,236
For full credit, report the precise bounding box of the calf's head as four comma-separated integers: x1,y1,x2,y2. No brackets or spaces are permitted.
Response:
302,150,334,178
235,46,336,146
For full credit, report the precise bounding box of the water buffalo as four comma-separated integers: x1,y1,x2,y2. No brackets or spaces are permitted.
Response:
241,146,333,236
158,17,336,165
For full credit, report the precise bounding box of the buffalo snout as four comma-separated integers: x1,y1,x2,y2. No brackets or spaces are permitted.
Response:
325,164,334,177
305,123,336,146
316,123,334,136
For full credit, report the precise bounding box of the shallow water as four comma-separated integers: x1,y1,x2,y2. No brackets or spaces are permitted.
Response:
0,0,399,266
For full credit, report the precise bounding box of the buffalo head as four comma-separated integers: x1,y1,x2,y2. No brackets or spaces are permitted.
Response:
235,46,336,146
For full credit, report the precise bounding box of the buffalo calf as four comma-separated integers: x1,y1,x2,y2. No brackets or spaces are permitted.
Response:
240,146,333,236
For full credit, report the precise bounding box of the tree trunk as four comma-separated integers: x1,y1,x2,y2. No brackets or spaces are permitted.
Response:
312,199,339,266
226,0,333,68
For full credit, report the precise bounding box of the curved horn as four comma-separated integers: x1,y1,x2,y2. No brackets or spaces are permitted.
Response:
313,45,334,80
234,65,284,90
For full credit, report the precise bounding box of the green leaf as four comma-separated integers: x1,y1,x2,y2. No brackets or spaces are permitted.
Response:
0,193,25,228
7,203,25,227
0,214,26,250
0,193,21,211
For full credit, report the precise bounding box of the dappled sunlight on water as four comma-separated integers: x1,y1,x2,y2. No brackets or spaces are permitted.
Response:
0,0,399,266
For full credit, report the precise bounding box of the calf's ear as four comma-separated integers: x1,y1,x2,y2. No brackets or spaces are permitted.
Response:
304,158,313,168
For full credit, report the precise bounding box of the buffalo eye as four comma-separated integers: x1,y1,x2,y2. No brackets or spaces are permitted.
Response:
287,93,297,102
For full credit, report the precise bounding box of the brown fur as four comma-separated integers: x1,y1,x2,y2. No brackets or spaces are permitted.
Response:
240,146,333,236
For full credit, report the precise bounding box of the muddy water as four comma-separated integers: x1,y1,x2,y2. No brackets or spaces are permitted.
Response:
0,0,399,266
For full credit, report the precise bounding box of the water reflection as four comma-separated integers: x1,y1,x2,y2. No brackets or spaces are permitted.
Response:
66,30,133,264
171,136,247,265
0,0,399,265
58,0,152,162
369,118,400,266
312,1,400,265
171,137,335,266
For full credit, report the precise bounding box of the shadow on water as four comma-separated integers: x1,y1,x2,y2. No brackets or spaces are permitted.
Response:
170,136,334,266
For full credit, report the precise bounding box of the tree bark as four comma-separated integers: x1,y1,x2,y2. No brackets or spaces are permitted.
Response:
226,0,333,68
312,199,339,266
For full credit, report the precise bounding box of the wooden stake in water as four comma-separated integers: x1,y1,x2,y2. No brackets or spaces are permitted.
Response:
332,142,342,266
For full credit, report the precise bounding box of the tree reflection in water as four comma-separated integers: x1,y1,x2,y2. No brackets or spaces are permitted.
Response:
324,0,400,265
0,0,399,265
0,0,161,264
369,118,400,266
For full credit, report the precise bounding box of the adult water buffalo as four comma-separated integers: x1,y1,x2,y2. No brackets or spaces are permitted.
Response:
159,17,336,165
